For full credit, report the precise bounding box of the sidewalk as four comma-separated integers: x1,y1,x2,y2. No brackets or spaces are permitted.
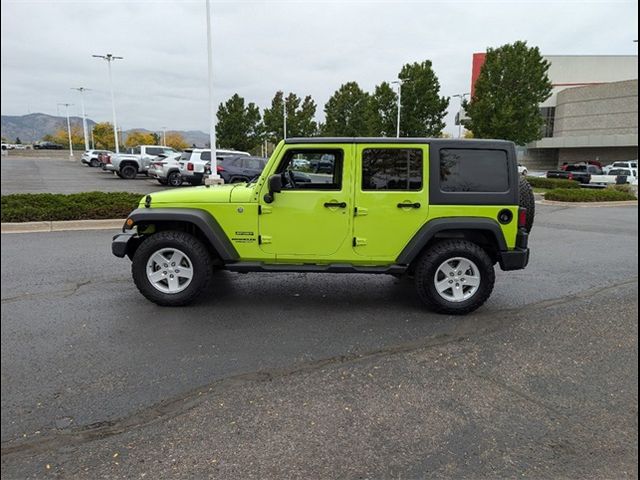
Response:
2,280,637,479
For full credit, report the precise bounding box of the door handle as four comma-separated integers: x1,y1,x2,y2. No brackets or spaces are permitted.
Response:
397,202,421,209
324,201,347,208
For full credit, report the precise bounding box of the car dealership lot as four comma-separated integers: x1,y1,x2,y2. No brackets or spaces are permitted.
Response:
1,203,637,477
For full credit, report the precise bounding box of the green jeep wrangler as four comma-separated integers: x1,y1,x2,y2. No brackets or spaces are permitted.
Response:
112,138,534,315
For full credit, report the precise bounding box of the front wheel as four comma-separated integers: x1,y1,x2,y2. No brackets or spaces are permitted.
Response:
414,240,495,315
132,231,214,306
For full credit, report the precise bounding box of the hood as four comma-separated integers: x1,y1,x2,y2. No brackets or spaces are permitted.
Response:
141,184,242,206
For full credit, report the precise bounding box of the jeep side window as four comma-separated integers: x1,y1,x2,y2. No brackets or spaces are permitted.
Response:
277,149,343,190
361,148,423,191
440,149,509,192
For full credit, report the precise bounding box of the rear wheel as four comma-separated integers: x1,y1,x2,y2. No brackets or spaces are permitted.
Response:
518,177,535,233
167,171,183,187
414,240,495,315
132,231,214,306
120,164,137,180
89,158,100,168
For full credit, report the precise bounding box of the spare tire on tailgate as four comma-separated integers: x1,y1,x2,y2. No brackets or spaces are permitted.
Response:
518,177,535,233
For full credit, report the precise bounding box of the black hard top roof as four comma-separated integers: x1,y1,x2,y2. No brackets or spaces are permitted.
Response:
284,137,514,146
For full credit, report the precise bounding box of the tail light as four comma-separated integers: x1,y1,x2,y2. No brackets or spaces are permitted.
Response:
518,208,527,228
105,155,111,164
187,162,194,171
216,165,225,173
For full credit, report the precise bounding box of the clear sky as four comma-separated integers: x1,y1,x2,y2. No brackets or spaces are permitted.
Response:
1,0,638,136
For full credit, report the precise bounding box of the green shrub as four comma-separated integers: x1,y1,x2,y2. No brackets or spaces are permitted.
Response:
1,192,142,222
545,188,637,202
525,176,581,190
609,184,634,194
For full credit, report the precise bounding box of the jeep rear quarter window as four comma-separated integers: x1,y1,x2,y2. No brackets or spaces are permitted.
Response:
428,143,517,205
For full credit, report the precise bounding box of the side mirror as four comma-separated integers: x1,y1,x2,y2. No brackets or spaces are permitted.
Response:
263,174,282,204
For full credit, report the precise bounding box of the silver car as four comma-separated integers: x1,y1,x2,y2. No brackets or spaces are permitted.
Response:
148,152,183,187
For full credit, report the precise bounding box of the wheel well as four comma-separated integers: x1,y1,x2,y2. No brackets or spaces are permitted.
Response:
408,229,500,273
120,161,139,170
131,221,223,265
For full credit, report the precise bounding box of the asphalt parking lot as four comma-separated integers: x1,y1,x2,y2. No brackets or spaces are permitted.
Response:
1,202,638,478
1,156,174,195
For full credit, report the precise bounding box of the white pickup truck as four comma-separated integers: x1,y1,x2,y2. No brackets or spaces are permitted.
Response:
590,168,638,186
106,145,177,179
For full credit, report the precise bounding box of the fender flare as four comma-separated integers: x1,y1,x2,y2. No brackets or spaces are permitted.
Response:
128,208,239,262
396,217,508,265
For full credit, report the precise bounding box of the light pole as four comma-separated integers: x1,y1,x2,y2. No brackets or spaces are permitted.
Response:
161,126,167,146
204,0,223,184
71,87,90,152
452,92,470,138
92,54,123,154
58,103,74,158
283,92,287,140
391,80,405,138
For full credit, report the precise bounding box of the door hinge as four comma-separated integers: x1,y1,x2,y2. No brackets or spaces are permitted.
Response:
353,237,367,247
354,207,368,216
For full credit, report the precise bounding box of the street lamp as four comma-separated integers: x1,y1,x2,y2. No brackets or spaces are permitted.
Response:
92,53,123,154
283,92,287,140
58,103,74,158
204,0,223,185
391,79,406,138
161,126,167,146
71,87,90,152
452,92,470,138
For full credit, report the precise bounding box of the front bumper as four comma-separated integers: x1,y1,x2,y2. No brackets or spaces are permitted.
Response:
112,232,136,258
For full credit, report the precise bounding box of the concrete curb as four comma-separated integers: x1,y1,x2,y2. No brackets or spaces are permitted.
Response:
537,199,638,207
1,219,124,234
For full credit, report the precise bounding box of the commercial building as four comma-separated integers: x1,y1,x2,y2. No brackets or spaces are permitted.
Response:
470,54,638,169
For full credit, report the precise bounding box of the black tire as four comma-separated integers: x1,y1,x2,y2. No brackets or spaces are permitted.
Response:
167,171,183,187
518,177,535,233
89,158,100,168
132,231,214,306
414,240,495,315
188,177,203,186
120,164,137,180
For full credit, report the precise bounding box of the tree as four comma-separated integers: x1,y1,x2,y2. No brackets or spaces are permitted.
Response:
164,132,188,150
263,91,318,143
366,82,398,136
397,61,449,137
216,93,262,151
51,126,84,148
92,122,116,150
322,82,370,136
463,41,552,145
15,137,21,144
125,131,156,148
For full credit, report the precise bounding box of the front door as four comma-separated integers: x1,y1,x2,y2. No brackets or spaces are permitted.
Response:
352,144,429,259
258,145,352,259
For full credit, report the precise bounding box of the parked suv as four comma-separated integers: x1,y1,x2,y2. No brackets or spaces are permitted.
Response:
148,153,183,187
113,138,534,315
215,156,312,184
179,148,250,186
107,145,177,179
81,150,113,167
34,141,64,150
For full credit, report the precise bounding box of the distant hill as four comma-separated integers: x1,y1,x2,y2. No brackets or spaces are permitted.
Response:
1,113,95,143
1,113,209,147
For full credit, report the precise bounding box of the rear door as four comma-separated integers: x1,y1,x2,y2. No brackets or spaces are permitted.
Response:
352,143,429,259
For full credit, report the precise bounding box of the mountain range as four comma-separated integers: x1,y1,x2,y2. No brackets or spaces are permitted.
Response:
1,113,209,147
